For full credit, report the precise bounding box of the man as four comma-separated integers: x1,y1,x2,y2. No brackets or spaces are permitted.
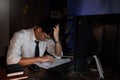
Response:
7,18,63,66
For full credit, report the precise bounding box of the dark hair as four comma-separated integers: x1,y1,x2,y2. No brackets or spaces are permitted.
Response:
37,18,59,35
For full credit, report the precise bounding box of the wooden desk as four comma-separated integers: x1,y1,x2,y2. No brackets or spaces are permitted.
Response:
0,66,86,80
0,69,7,80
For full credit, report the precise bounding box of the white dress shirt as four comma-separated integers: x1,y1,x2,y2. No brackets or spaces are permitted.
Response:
7,27,62,65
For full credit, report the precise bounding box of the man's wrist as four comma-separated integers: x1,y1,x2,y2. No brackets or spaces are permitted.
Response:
54,40,60,43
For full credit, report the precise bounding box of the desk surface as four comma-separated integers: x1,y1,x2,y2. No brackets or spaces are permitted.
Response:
0,67,73,80
0,64,86,80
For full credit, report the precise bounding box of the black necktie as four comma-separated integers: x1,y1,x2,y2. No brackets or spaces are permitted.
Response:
35,41,39,57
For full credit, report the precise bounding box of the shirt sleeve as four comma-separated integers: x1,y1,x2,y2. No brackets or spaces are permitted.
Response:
7,31,24,65
46,39,63,59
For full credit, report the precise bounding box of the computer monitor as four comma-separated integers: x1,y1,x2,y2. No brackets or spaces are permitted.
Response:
67,0,120,16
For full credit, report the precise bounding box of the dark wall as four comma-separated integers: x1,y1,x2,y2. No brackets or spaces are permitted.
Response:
10,0,50,38
0,0,9,57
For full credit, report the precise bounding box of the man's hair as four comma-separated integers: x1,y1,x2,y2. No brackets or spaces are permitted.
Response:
37,17,59,35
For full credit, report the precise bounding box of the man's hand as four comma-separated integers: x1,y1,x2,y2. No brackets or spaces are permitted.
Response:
53,24,59,42
39,55,55,63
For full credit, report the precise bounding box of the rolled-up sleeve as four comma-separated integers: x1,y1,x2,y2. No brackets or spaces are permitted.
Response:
7,31,24,65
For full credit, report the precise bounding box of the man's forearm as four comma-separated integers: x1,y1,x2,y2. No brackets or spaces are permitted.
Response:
55,42,63,56
18,55,55,66
18,57,40,66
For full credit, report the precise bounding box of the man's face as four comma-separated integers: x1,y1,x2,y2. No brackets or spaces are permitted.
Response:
36,27,51,41
40,32,51,41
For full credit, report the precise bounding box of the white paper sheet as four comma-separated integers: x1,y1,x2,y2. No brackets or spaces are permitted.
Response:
34,58,71,69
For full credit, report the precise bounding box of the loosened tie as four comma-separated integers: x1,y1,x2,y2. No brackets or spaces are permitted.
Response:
35,41,39,57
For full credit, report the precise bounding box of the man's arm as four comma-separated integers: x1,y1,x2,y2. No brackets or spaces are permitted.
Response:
18,55,55,66
53,25,63,57
54,41,63,56
7,31,24,65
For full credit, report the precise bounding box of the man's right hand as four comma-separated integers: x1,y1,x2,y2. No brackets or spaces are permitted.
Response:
38,55,55,63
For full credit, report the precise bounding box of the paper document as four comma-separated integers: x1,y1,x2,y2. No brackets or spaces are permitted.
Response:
34,58,71,69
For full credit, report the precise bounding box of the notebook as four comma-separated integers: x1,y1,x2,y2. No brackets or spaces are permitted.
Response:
6,64,24,77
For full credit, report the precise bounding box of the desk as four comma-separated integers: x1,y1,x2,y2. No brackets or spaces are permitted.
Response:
0,65,86,80
0,67,70,80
